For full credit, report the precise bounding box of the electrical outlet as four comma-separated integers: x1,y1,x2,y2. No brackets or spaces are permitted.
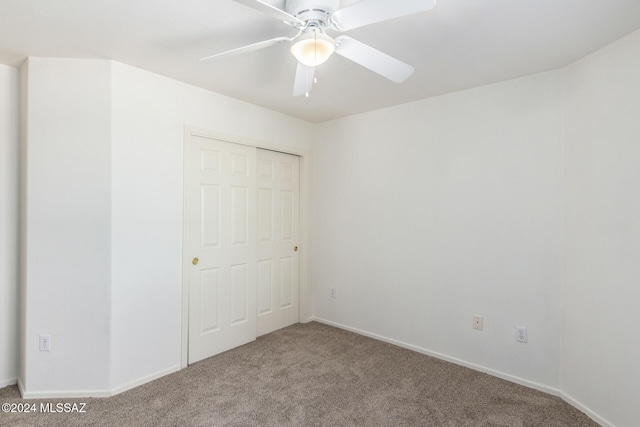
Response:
39,334,51,351
515,327,528,343
472,316,483,331
330,288,336,298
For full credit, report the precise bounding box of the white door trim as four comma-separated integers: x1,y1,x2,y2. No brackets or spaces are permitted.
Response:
181,126,311,369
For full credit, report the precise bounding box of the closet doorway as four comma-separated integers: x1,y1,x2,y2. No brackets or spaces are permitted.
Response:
183,132,300,364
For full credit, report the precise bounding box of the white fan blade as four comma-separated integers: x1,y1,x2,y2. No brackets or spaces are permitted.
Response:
200,37,290,63
334,36,414,83
234,0,304,25
331,0,436,31
293,62,315,97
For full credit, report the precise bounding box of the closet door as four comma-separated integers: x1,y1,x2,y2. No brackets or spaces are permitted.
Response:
185,135,257,364
256,149,300,336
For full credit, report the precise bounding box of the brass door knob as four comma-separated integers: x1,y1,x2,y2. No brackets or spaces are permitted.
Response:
294,246,298,252
192,258,199,265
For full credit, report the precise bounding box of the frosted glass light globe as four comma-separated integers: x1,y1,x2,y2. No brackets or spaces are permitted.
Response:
290,32,335,66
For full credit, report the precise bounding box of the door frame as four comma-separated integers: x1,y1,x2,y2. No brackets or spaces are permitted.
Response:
181,126,311,368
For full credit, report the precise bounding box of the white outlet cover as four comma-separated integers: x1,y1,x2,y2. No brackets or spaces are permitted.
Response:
472,316,483,331
515,327,528,343
39,334,51,351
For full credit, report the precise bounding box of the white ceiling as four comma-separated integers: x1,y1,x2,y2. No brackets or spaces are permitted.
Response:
1,0,639,123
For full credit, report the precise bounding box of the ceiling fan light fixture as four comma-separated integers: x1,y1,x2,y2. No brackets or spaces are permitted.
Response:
290,31,335,66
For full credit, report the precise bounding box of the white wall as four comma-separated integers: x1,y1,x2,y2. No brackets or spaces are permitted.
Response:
562,30,640,427
0,65,20,388
311,71,565,389
109,62,312,390
20,58,113,395
14,28,640,423
18,57,312,395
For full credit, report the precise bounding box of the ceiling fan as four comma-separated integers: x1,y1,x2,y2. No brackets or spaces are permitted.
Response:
200,0,436,97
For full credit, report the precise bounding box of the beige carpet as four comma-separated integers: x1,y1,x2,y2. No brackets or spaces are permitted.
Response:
0,322,597,426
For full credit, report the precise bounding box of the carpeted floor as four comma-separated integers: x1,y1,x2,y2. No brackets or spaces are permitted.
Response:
0,322,597,426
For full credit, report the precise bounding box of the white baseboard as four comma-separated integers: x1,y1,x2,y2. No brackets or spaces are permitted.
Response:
310,317,614,426
300,316,315,324
20,386,111,399
309,316,559,396
9,321,613,427
110,364,181,396
561,392,613,427
18,364,181,399
0,377,17,388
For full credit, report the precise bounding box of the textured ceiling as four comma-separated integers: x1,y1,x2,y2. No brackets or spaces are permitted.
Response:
1,0,640,122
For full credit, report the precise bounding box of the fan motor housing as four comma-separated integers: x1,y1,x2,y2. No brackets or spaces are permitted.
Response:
286,0,340,24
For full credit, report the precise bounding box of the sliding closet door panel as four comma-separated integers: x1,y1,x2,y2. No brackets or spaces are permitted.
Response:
256,149,300,336
186,135,257,364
